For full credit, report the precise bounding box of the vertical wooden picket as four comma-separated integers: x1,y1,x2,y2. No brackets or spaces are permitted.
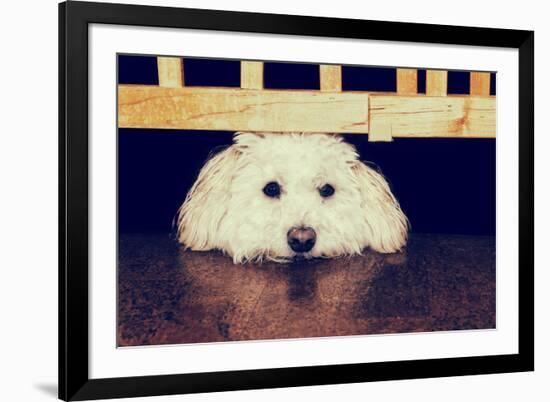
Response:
157,57,184,88
396,68,418,95
470,72,491,96
320,65,342,92
241,61,264,90
426,70,447,96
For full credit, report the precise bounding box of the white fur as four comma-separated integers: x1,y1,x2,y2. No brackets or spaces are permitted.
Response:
177,132,408,263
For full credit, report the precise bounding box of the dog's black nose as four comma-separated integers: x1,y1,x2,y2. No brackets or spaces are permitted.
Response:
287,227,316,253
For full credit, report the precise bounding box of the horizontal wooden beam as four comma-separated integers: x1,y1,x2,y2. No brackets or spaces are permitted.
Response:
118,85,495,141
369,95,495,140
118,85,370,133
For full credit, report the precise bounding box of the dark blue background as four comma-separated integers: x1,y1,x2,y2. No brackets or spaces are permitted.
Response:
118,55,496,236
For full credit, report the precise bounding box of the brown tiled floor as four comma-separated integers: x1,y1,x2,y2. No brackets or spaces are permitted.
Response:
117,233,495,346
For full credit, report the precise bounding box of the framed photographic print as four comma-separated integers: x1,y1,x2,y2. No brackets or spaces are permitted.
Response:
59,1,534,400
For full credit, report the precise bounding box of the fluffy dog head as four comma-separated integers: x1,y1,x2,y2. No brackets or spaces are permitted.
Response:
177,133,408,263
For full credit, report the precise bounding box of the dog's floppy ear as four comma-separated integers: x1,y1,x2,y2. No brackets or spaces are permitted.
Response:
177,145,241,250
351,161,408,253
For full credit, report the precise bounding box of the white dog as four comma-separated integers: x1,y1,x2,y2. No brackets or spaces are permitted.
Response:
177,132,408,263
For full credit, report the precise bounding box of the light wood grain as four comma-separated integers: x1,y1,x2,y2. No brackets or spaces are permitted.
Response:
396,68,417,95
118,84,495,140
320,65,342,92
241,61,264,90
157,57,183,88
369,95,495,140
426,70,447,96
470,72,491,96
368,119,393,142
118,85,370,133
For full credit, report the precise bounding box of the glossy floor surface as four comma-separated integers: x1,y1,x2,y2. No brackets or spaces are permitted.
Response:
118,234,495,346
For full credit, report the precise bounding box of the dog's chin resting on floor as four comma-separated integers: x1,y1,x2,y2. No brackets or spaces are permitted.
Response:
177,132,409,264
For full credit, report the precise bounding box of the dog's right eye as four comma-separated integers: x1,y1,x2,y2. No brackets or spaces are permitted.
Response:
263,182,281,198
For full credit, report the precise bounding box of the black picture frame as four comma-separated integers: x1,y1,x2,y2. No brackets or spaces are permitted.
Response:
59,1,534,400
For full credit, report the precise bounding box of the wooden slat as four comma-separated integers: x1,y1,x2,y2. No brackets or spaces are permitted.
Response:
426,70,447,96
157,57,183,88
369,95,495,140
396,68,417,95
470,72,491,96
119,85,495,139
320,65,342,92
241,61,264,90
368,119,393,142
118,85,369,133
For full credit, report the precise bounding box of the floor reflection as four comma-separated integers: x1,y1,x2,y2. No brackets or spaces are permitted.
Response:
117,233,495,346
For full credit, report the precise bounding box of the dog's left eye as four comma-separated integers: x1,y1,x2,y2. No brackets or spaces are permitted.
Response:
319,184,335,198
263,181,281,198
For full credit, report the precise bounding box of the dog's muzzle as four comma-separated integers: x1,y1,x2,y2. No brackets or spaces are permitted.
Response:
287,227,316,253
